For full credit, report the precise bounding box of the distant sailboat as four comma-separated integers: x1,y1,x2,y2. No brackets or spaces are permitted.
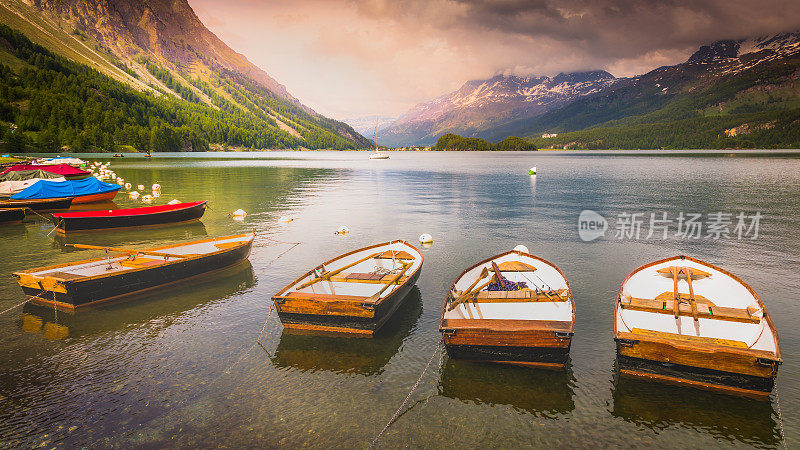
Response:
369,122,389,159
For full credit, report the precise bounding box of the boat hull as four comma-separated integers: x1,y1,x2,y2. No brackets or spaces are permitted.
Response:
0,208,25,224
69,190,118,204
442,319,573,369
275,268,420,337
0,197,73,212
615,336,779,399
53,201,207,234
16,238,253,309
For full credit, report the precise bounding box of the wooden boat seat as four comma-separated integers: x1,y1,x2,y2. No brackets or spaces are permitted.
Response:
46,271,85,281
215,242,242,250
631,328,747,348
656,266,711,278
283,291,368,303
328,272,409,285
496,261,537,272
454,288,569,303
375,250,415,260
620,296,760,324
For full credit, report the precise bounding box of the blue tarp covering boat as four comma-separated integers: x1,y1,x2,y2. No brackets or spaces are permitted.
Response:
11,177,121,203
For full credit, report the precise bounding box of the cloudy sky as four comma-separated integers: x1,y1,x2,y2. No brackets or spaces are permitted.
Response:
189,0,800,119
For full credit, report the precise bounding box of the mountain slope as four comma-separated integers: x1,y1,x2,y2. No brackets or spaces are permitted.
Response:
524,32,800,149
0,0,369,150
380,71,616,146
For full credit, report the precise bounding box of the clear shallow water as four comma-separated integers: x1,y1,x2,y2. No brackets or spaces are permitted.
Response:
0,150,799,448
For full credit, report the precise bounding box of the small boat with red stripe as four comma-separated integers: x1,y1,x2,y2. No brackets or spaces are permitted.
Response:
51,201,208,234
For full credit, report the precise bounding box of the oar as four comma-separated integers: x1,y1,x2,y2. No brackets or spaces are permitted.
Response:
66,243,192,259
295,252,381,290
682,267,699,322
448,278,494,311
367,262,411,303
461,267,489,297
670,266,680,319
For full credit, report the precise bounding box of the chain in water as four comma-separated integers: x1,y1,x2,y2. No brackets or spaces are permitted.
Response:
775,384,787,449
369,339,443,449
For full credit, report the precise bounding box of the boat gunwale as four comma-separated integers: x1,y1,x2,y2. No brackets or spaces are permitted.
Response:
439,250,576,333
272,240,423,307
613,255,781,362
12,233,255,283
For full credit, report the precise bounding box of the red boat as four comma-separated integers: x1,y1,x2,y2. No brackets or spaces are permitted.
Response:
0,164,90,180
51,201,208,234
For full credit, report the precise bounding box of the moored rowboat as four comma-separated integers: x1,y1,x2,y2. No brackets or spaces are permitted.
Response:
272,240,423,337
10,177,120,204
439,249,575,370
614,255,781,399
13,233,254,309
51,201,208,234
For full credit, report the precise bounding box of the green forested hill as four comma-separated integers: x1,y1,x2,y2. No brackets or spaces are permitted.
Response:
433,133,537,151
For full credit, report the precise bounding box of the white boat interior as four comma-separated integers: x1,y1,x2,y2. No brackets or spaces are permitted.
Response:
0,177,66,196
443,251,573,323
18,234,253,280
284,241,422,301
617,257,778,354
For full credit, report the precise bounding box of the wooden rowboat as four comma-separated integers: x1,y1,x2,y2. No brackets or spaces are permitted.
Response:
614,255,781,399
272,241,423,337
0,197,73,212
0,207,25,224
13,233,254,309
439,250,575,370
51,201,208,234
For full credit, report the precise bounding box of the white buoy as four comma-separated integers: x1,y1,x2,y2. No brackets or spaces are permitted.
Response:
141,194,153,203
514,244,529,254
116,180,124,185
124,183,131,190
335,225,349,235
151,183,161,191
167,199,181,205
129,191,140,199
419,233,433,245
232,209,247,220
152,191,161,198
528,166,537,175
278,215,292,224
137,184,145,191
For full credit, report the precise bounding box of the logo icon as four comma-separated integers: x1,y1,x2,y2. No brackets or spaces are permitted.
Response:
578,210,607,242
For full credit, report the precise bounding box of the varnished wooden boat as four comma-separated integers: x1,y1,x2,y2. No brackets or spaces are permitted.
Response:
272,240,423,337
614,255,781,399
51,201,207,234
0,197,73,212
13,233,254,309
0,207,26,224
439,250,575,370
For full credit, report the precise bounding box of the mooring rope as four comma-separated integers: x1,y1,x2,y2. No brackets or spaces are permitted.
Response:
369,339,443,448
221,304,274,376
0,297,33,316
0,288,51,316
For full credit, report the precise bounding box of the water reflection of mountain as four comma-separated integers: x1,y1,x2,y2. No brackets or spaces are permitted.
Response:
271,288,422,376
439,359,575,417
610,371,779,447
17,261,255,341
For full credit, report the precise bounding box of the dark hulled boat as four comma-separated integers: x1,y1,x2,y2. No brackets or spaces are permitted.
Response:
439,249,575,370
13,233,254,309
272,240,423,337
51,201,207,234
0,208,25,224
0,197,73,212
614,255,781,399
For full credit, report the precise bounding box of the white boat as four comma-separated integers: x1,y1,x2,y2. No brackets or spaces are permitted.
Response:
273,240,423,336
368,151,390,160
439,249,575,369
615,255,781,399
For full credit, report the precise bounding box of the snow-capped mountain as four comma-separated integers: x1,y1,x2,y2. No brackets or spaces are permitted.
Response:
379,71,616,146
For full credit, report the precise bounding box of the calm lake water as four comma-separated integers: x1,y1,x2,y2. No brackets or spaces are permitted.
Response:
1,150,799,448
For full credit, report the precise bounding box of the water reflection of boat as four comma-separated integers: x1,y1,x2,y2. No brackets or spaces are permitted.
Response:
439,358,575,417
611,370,779,447
17,261,255,340
53,220,208,248
272,287,422,375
